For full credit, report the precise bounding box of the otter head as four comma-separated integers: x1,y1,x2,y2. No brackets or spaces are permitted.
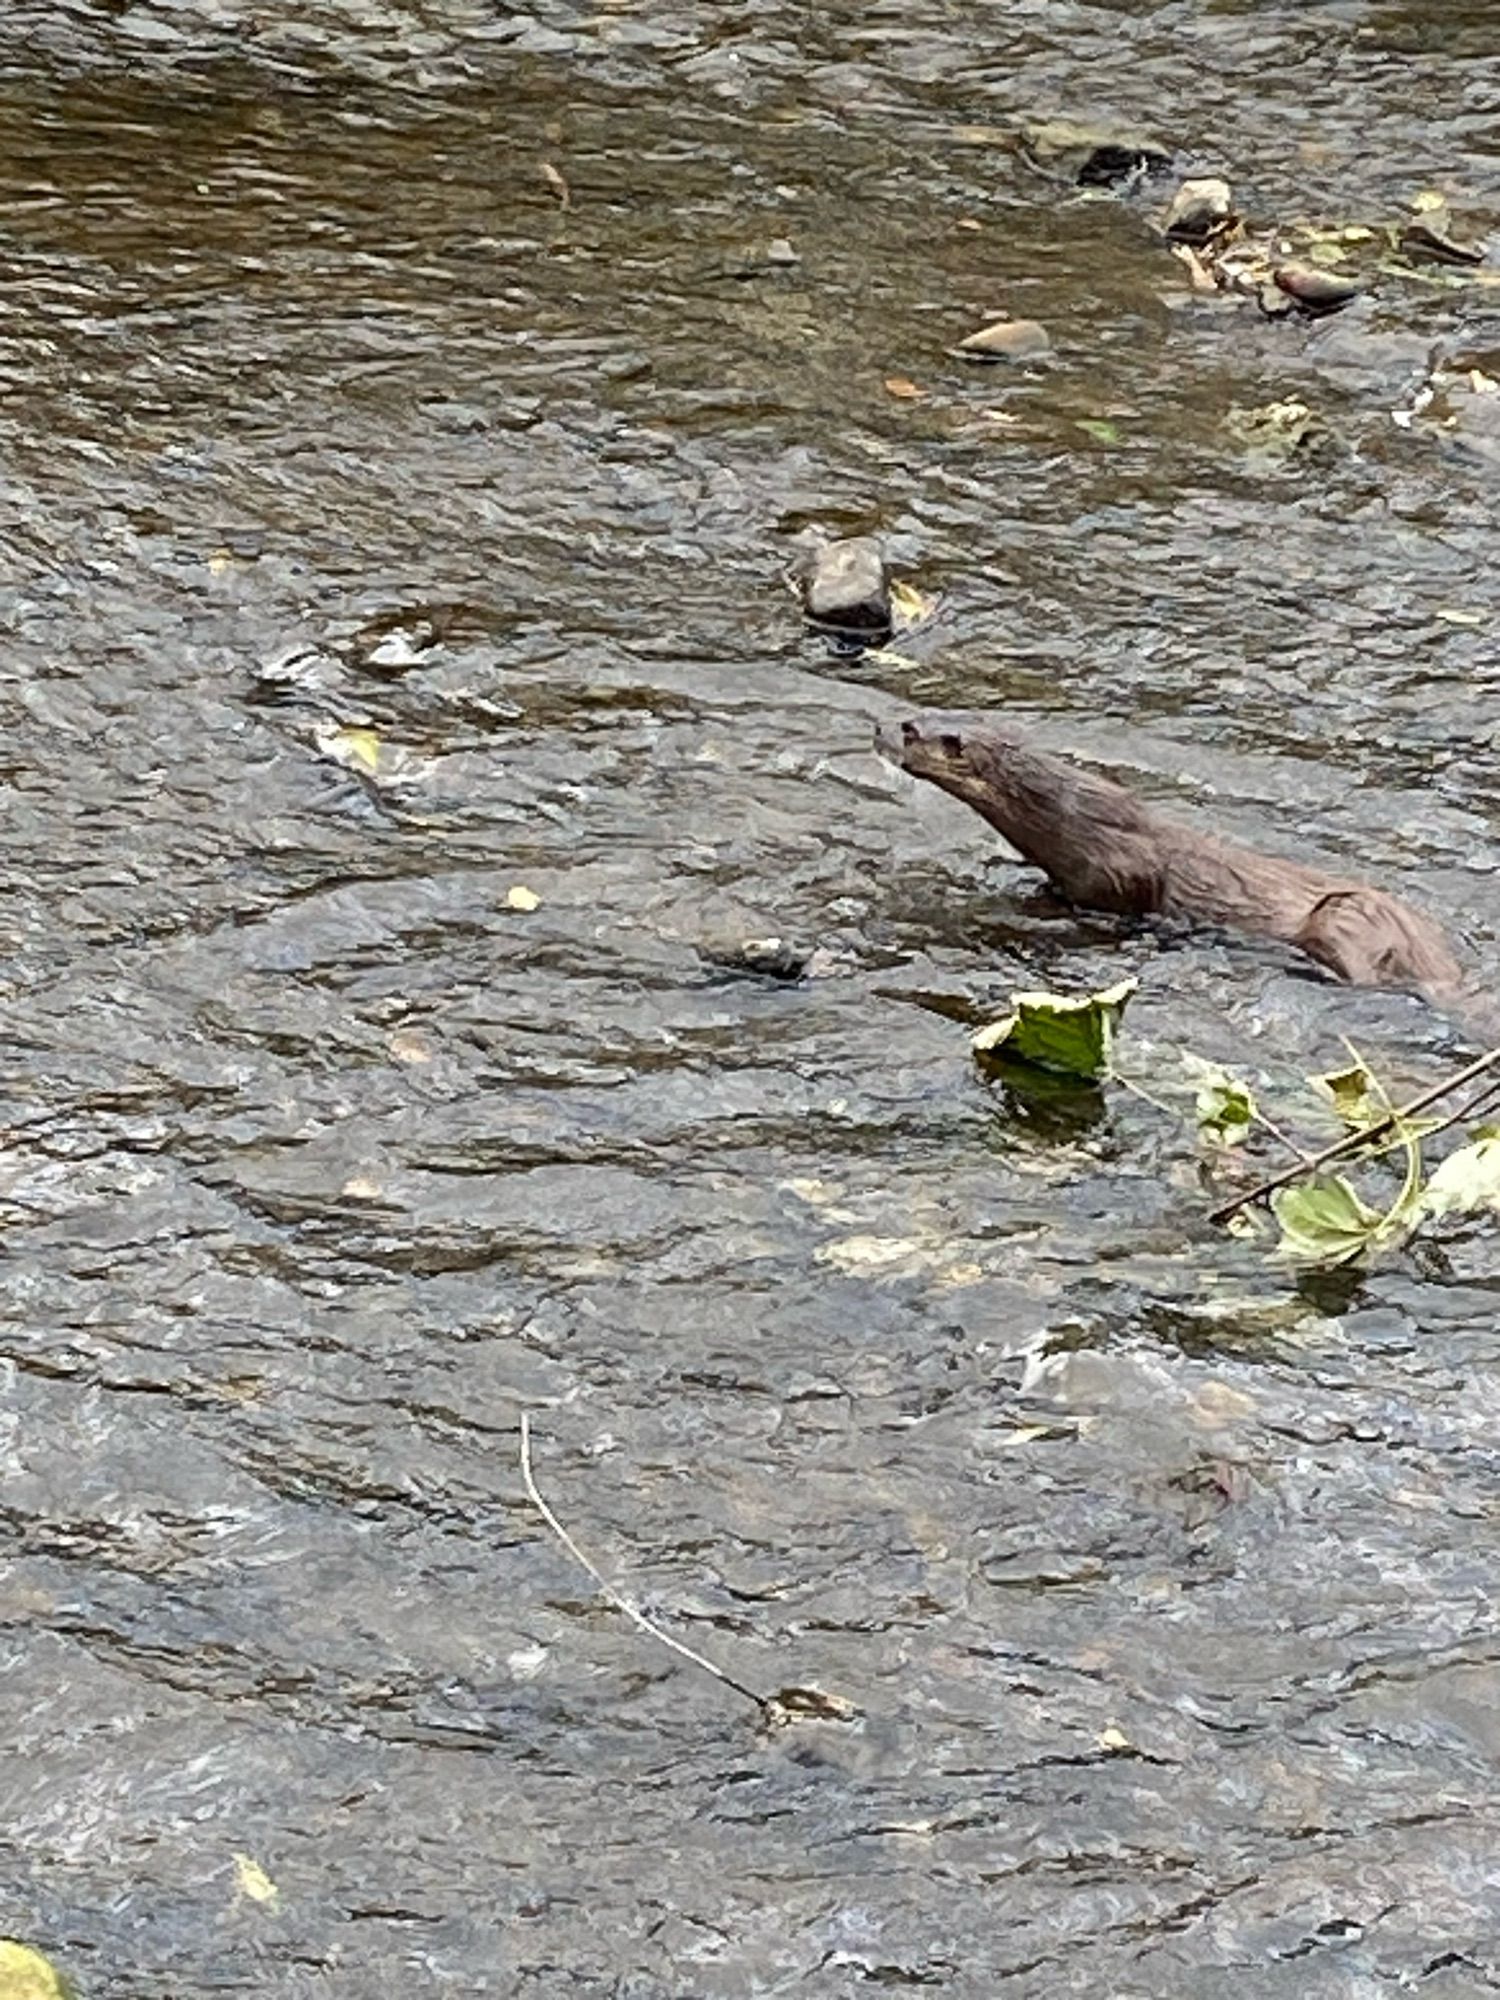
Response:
878,715,1022,813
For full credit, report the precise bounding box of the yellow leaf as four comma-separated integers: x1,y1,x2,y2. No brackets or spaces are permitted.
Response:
1412,188,1449,213
506,885,541,912
1435,607,1485,626
233,1853,280,1908
883,375,926,400
207,548,236,576
1097,1725,1132,1753
888,578,934,630
996,1424,1054,1447
329,726,381,773
0,1943,73,2000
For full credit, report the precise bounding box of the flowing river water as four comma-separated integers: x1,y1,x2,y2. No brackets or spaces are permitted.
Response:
3,3,1500,1994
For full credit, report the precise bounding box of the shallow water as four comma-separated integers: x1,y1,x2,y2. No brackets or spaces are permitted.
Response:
4,3,1500,1995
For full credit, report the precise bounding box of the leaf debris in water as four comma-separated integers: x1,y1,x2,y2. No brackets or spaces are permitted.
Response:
1272,1175,1383,1266
883,375,926,400
506,885,542,912
315,722,382,774
764,1685,861,1727
0,1942,74,2000
1188,1061,1257,1148
233,1854,280,1908
1311,1061,1378,1128
973,979,1137,1081
1418,1129,1500,1220
888,578,935,630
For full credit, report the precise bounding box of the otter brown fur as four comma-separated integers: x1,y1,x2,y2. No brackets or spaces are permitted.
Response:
883,716,1467,1003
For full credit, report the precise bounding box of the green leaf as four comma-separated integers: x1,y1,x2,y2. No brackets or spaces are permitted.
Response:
1074,417,1121,446
0,1943,75,2000
1188,1062,1257,1148
1272,1175,1384,1267
972,979,1136,1081
1418,1132,1500,1220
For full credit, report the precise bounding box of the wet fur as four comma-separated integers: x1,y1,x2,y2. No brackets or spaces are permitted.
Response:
885,717,1467,1004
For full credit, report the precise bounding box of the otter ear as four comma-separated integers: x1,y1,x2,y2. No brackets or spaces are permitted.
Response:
938,732,964,757
901,719,920,745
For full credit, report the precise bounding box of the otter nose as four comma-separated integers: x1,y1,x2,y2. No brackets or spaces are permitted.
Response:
901,719,920,745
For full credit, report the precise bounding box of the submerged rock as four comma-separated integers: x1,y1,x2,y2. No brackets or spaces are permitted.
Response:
1018,119,1172,188
1162,177,1234,244
793,537,892,634
954,316,1052,362
1272,260,1364,315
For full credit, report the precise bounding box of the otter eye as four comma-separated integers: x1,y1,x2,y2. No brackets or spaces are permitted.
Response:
939,732,963,757
901,720,920,745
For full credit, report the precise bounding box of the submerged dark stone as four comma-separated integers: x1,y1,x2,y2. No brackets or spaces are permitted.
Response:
1019,118,1172,187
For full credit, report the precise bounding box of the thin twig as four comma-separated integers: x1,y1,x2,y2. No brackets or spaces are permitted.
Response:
518,1412,770,1715
1112,1071,1180,1122
1251,1107,1317,1170
1209,1043,1500,1226
1116,1069,1311,1170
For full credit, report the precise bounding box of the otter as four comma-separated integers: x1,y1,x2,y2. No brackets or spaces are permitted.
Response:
882,715,1470,1005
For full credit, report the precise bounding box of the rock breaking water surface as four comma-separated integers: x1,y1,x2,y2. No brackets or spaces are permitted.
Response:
3,3,1500,1995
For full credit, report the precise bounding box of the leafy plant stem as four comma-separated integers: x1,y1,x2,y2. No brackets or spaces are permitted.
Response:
1210,1043,1500,1226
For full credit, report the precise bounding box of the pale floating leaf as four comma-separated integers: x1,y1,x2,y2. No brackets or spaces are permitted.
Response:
506,884,542,912
1411,188,1450,213
1311,1061,1379,1128
889,578,935,630
1468,368,1500,394
972,978,1137,1082
540,160,571,206
207,548,237,577
507,1642,549,1681
860,646,923,672
764,1685,860,1726
1097,1724,1133,1754
1074,417,1121,446
0,1943,74,2000
314,722,382,774
233,1854,280,1908
1188,1062,1257,1148
1435,607,1485,626
1271,1175,1384,1267
1418,1130,1500,1220
883,375,926,400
